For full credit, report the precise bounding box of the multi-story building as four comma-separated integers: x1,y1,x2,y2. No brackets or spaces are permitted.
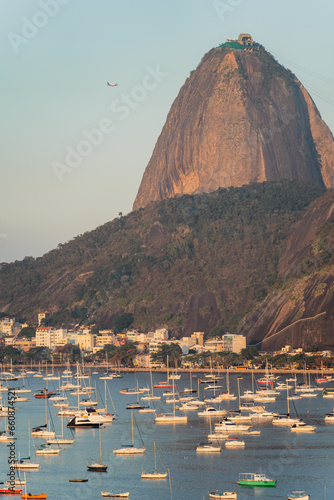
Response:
38,311,51,326
222,334,246,354
36,327,68,348
126,330,138,342
0,317,24,337
14,338,36,352
77,332,95,351
154,328,169,341
203,334,246,354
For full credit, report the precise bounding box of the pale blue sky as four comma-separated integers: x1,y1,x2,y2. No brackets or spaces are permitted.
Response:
1,0,334,263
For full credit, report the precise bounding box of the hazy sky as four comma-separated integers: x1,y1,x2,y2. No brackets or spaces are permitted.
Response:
1,0,334,263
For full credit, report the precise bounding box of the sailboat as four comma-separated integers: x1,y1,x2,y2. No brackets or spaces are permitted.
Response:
14,423,40,470
272,383,301,426
47,413,75,445
141,369,161,401
0,415,14,441
155,382,187,424
31,397,55,438
87,424,108,471
154,356,176,389
141,442,167,479
180,369,197,394
119,369,146,395
21,473,47,499
113,411,145,454
100,353,114,380
43,358,60,381
35,443,60,455
216,369,236,401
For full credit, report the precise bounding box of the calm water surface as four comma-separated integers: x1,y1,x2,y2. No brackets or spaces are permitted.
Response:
1,371,332,499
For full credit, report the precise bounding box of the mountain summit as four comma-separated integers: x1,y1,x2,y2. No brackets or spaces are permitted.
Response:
133,34,334,210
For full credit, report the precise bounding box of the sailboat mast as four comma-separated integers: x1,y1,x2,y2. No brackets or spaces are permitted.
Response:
154,441,157,473
168,468,172,500
131,411,134,447
99,424,102,464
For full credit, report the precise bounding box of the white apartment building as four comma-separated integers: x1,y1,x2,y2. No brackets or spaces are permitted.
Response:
0,317,24,337
36,327,68,348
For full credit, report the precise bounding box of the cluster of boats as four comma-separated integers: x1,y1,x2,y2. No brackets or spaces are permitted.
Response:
0,363,332,498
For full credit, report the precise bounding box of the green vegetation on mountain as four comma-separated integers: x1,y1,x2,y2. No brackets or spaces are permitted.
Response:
0,181,325,336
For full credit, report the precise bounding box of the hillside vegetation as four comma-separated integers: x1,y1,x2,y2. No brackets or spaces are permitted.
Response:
0,181,325,336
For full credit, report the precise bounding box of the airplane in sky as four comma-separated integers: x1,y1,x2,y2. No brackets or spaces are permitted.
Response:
107,82,118,87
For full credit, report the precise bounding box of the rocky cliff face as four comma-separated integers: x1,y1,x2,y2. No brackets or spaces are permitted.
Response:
133,45,334,210
239,191,334,350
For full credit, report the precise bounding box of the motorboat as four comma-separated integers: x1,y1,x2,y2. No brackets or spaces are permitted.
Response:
197,406,227,417
224,438,245,448
33,389,54,399
126,402,148,410
209,492,237,499
67,415,102,428
0,487,23,494
21,494,47,499
215,418,250,432
288,492,310,500
101,493,130,498
325,410,334,422
238,472,276,487
196,442,221,453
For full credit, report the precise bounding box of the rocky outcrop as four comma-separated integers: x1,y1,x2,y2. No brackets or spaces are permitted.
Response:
134,45,334,210
239,190,334,350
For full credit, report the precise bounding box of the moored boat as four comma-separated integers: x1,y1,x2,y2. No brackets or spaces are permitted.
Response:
101,492,130,498
141,442,167,479
288,492,309,500
196,442,221,453
238,472,276,487
209,492,237,499
290,421,316,432
0,488,23,495
21,495,47,499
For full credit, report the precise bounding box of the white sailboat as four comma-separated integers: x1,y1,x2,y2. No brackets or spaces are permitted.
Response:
272,383,301,426
141,369,161,401
113,411,145,454
47,413,75,445
155,382,187,424
141,442,167,479
87,424,108,471
14,423,40,470
35,443,60,455
31,396,55,438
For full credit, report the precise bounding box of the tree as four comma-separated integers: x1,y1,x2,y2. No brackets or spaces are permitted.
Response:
90,324,100,335
18,326,36,339
112,313,134,333
150,343,182,367
240,347,259,360
25,346,51,362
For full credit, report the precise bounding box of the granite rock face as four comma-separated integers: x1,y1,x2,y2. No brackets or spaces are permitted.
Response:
133,46,334,210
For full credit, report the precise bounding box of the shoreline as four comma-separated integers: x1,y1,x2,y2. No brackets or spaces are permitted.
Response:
8,364,334,375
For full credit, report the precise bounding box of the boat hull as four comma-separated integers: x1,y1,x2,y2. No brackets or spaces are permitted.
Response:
0,489,23,495
238,480,276,487
113,446,145,455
